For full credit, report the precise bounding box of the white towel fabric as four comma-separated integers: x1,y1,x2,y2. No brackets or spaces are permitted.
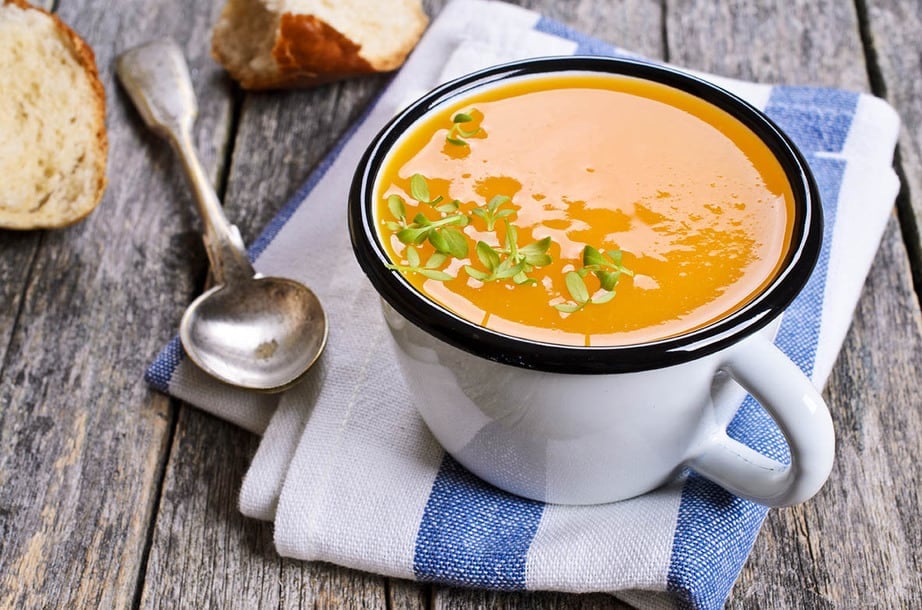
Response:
146,1,900,607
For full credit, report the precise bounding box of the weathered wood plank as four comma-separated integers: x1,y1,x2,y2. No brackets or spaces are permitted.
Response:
0,233,38,365
856,3,922,597
863,0,922,289
666,0,922,607
667,0,870,89
390,578,432,609
139,408,391,609
0,0,235,607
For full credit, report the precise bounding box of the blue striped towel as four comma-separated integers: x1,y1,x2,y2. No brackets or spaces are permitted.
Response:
146,1,900,607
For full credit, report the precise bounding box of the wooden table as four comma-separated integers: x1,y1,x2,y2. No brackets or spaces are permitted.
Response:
2,0,920,607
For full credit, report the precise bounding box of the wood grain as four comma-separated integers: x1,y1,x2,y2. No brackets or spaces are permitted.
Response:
666,0,870,89
0,233,38,366
0,0,233,607
862,0,922,287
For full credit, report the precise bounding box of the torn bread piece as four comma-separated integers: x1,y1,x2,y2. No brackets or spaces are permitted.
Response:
0,0,107,230
211,0,428,90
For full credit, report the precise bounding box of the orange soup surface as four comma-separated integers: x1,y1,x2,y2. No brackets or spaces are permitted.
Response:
375,73,795,346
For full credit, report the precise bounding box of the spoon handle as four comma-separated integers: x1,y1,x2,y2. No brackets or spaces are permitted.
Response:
116,39,254,285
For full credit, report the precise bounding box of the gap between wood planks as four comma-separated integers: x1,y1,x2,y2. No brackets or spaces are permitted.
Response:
0,234,43,391
854,0,922,304
130,398,179,610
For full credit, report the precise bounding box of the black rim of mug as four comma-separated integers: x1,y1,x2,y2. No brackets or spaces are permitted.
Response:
348,56,823,374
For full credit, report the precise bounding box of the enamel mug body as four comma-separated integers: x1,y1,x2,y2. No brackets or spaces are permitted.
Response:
349,56,835,506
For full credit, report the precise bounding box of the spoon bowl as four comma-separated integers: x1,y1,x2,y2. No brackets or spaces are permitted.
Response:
181,277,327,391
117,39,328,391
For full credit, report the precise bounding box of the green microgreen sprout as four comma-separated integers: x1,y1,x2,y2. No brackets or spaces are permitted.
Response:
472,195,515,231
554,246,633,313
385,246,454,281
409,173,444,207
464,221,552,285
384,194,410,231
583,246,633,290
393,174,469,257
499,222,553,285
446,111,482,146
408,173,461,214
384,167,632,313
464,241,524,283
396,212,470,258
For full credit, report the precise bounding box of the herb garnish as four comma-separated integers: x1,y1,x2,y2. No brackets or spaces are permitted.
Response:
396,213,470,258
554,246,633,313
464,221,552,285
471,195,514,231
446,111,481,146
385,245,455,281
409,173,443,207
389,175,470,258
384,194,410,230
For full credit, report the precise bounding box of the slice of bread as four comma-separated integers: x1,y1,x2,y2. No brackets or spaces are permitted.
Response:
211,0,428,90
0,0,107,230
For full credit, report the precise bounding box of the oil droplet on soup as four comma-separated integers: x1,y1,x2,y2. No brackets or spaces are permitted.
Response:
375,74,794,346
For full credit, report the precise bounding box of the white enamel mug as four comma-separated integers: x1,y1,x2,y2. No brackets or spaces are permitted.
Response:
349,57,835,506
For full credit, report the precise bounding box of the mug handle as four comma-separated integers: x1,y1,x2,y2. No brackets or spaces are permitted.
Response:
685,332,835,506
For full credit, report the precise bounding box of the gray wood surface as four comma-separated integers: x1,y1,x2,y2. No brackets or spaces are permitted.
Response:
0,0,919,608
863,0,922,288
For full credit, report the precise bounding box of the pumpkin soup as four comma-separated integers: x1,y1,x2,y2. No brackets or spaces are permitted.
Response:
374,73,795,346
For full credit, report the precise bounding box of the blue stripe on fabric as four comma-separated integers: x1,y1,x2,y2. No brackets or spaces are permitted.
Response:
667,89,852,609
667,478,766,610
413,455,545,590
769,154,846,382
410,21,624,594
146,85,390,389
144,336,184,392
764,87,859,154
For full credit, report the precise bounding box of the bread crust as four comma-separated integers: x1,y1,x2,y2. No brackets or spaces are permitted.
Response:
1,0,108,230
270,14,376,88
211,0,428,90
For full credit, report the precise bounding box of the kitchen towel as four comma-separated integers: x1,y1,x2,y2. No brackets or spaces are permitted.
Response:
146,1,901,608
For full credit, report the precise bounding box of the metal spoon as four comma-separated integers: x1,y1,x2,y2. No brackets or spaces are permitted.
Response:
117,39,327,392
